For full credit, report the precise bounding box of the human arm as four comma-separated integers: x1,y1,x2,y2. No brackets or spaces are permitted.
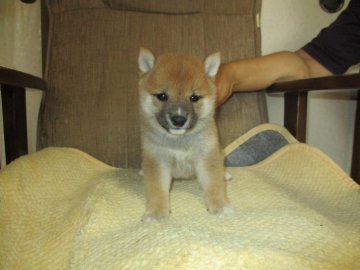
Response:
216,0,360,106
215,50,332,106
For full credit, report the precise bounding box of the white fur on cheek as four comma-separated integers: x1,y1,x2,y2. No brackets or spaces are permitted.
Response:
140,91,157,116
199,96,215,119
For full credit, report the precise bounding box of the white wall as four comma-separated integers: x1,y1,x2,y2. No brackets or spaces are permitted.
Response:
261,0,358,173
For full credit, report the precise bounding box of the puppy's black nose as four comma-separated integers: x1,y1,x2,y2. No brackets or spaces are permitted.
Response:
170,115,187,127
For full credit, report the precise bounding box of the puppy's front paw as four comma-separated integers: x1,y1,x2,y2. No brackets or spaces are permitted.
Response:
207,204,235,215
142,209,169,222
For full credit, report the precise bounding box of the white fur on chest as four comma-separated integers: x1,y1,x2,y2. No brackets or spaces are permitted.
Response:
145,133,214,180
168,148,196,179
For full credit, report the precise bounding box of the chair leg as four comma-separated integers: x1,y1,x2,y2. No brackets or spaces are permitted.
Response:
351,90,360,184
284,91,308,143
1,84,28,164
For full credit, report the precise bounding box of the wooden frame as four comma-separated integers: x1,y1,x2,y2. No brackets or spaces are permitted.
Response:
0,67,46,164
267,73,360,184
351,91,360,182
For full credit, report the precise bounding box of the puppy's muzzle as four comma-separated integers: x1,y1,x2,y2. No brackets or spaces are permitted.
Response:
170,115,187,127
165,111,191,135
157,104,196,136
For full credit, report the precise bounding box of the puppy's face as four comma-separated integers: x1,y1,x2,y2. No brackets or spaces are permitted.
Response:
138,48,220,135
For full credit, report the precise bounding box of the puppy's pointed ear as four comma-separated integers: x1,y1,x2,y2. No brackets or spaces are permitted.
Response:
138,47,155,73
204,52,221,77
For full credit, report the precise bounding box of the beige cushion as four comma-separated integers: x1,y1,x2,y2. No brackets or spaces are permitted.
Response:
1,124,359,269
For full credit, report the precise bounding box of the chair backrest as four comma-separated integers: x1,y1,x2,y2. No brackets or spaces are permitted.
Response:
38,0,267,168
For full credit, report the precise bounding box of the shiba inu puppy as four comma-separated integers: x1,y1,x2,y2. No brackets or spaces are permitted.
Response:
138,48,232,221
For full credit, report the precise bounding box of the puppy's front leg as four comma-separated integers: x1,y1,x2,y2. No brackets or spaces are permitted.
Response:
196,154,232,214
142,156,172,221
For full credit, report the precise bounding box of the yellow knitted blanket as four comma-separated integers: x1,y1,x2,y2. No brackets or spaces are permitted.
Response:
0,124,359,269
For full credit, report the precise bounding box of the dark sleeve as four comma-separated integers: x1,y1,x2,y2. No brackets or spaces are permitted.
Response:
302,0,360,74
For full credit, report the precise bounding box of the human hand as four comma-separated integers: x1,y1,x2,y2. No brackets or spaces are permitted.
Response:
215,63,234,107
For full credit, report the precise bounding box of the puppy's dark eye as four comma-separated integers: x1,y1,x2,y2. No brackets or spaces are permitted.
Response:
154,93,168,102
190,94,201,103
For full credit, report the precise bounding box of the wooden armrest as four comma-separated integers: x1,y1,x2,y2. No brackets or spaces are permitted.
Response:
266,73,360,184
0,66,47,166
0,66,47,90
267,73,360,93
265,73,360,142
265,73,360,140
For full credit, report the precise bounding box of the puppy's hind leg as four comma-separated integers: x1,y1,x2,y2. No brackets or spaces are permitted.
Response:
142,157,172,221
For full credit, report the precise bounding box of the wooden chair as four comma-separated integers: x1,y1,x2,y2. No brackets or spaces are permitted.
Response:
1,0,266,165
0,0,359,184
